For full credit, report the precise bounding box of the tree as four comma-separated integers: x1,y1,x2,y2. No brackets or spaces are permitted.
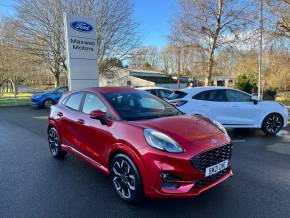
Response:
129,47,159,70
267,0,290,39
15,0,140,86
16,0,65,87
235,73,257,94
172,0,255,85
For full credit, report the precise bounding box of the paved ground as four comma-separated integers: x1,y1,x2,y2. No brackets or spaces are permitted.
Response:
1,106,290,218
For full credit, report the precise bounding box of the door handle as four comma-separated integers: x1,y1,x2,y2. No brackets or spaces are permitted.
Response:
232,105,240,108
200,105,208,107
57,112,63,117
77,119,85,125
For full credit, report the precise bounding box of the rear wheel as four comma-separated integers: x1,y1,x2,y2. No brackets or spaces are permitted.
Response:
262,113,283,135
48,128,67,158
110,154,144,203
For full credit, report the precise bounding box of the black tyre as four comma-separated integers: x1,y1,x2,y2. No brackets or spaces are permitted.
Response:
43,99,54,109
110,154,144,203
48,128,67,159
262,113,284,135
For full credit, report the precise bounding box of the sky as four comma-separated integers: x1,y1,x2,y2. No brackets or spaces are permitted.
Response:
0,0,176,48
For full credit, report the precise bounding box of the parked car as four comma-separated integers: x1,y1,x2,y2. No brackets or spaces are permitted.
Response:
137,87,173,100
48,87,233,203
168,86,288,135
31,86,68,109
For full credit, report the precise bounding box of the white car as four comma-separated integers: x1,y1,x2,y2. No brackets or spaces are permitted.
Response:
168,86,288,135
137,87,173,100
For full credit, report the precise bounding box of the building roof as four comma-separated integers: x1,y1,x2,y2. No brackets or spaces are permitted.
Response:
77,87,137,94
133,75,178,84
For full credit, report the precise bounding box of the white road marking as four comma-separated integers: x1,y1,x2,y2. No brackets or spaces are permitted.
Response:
231,139,246,143
32,116,48,119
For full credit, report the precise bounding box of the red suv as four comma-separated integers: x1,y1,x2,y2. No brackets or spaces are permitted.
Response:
48,87,233,203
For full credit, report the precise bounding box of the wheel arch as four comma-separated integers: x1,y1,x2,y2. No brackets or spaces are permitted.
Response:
107,143,146,178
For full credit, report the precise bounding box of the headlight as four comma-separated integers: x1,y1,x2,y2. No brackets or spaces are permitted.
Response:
209,119,231,140
144,128,183,153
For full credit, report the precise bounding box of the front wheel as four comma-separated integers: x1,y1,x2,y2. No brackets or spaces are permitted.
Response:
43,99,54,109
110,154,144,203
262,113,284,135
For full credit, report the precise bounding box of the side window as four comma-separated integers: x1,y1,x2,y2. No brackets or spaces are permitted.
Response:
82,93,108,114
58,87,68,94
65,93,83,111
212,90,227,102
193,90,227,102
193,91,208,100
158,89,173,99
226,90,251,102
147,89,157,96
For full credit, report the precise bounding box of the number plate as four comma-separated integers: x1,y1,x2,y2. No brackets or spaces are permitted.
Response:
205,160,228,177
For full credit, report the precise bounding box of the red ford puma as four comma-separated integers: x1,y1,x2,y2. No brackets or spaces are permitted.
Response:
48,87,233,203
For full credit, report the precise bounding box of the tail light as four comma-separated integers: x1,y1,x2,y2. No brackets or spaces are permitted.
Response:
172,100,188,107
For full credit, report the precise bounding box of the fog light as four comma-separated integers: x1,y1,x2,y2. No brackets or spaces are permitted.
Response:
161,173,181,190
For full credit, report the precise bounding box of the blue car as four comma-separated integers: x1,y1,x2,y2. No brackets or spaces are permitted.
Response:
30,86,68,109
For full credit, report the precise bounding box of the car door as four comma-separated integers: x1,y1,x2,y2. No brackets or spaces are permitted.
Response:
78,92,115,166
224,89,262,126
60,92,85,152
192,90,229,124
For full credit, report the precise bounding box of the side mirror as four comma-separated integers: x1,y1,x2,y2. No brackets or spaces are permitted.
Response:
250,96,258,105
89,110,107,125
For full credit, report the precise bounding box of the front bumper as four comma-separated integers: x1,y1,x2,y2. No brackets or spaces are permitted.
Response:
140,144,233,198
282,110,288,128
30,98,42,106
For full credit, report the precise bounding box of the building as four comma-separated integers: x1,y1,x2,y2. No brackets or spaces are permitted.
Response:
193,75,237,87
100,68,188,89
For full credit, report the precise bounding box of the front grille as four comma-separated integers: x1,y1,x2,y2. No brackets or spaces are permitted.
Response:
191,144,232,173
192,168,229,190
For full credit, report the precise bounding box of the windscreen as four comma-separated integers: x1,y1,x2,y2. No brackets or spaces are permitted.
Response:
104,91,182,121
167,90,188,100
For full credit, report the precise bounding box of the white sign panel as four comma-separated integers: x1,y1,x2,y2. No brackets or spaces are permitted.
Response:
64,14,98,90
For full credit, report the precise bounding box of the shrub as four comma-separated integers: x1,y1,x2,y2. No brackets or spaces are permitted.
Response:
235,74,257,94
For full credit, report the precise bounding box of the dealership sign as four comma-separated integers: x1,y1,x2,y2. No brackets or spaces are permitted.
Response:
64,14,98,90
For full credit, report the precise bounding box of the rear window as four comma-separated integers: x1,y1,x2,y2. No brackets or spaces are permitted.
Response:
168,91,187,100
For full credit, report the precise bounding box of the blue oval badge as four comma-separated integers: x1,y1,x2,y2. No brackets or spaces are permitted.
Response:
70,21,93,33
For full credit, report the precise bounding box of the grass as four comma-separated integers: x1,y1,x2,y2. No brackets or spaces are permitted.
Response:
277,100,290,105
0,93,32,106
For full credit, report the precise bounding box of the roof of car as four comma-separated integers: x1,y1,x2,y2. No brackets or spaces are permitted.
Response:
74,87,138,94
180,86,237,94
137,87,172,91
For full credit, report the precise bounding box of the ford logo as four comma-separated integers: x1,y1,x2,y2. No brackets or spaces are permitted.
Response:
70,21,93,33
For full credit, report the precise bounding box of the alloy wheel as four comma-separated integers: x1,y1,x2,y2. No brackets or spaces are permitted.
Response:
48,129,59,156
112,159,136,199
44,99,53,109
265,115,283,134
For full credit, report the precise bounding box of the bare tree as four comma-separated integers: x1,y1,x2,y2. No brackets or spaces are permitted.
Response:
267,0,290,39
16,0,65,87
15,0,140,86
0,17,43,92
172,0,255,85
129,47,159,70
